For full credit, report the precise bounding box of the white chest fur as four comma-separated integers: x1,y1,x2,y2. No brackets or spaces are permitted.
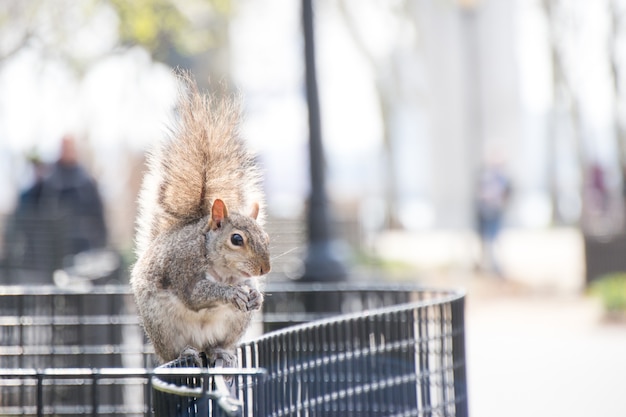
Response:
160,292,246,353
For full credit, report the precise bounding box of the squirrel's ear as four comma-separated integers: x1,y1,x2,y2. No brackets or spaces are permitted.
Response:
249,202,260,220
210,199,228,230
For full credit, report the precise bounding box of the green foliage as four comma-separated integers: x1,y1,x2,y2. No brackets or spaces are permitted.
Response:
353,250,415,275
108,0,230,61
589,273,626,312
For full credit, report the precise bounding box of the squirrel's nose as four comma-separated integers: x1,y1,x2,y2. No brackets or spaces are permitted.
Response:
260,260,271,275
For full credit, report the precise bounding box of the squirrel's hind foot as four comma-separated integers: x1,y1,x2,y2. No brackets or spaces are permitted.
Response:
205,347,238,368
178,345,205,367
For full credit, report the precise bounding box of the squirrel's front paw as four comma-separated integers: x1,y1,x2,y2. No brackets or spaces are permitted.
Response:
246,288,263,311
230,285,263,312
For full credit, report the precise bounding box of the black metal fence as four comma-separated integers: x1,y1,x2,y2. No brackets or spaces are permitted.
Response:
0,367,151,416
0,285,152,416
153,285,467,417
0,284,467,417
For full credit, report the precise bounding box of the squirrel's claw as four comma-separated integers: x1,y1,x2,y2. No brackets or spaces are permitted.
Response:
231,286,250,311
230,284,263,312
246,288,263,311
178,345,203,367
206,347,238,368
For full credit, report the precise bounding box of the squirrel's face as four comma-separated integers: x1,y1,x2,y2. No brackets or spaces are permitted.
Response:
205,212,271,281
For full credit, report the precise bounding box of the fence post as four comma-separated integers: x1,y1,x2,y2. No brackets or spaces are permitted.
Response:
452,297,469,417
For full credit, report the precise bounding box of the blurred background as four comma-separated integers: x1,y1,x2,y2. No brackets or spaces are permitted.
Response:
1,0,626,416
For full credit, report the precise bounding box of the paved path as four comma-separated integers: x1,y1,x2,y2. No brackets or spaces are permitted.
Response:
464,282,626,417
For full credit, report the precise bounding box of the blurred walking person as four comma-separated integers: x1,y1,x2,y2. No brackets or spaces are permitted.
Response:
476,157,511,277
2,135,107,283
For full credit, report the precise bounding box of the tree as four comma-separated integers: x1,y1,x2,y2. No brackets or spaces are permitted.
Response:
0,1,36,61
336,0,423,230
108,0,232,69
0,0,117,72
541,0,585,225
0,0,232,72
608,0,626,189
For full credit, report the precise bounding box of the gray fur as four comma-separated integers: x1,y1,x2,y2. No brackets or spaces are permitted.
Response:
130,74,270,365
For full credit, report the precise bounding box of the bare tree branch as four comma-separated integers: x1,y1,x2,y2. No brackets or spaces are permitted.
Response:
608,0,626,173
542,0,585,224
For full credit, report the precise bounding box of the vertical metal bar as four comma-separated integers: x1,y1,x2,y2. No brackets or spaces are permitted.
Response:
333,321,340,415
433,303,443,413
259,339,268,416
36,372,44,417
361,313,370,415
319,322,326,414
255,348,264,417
446,301,455,415
204,361,212,417
108,290,114,368
276,334,283,416
300,324,309,417
417,305,431,414
51,293,59,406
439,302,450,414
425,305,433,416
92,370,99,417
18,293,24,369
242,345,250,417
387,310,396,415
267,336,275,416
53,292,60,370
295,326,303,416
289,331,295,416
401,308,414,414
318,323,325,414
238,346,247,417
275,334,283,416
147,371,153,417
374,312,382,416
452,297,469,417
78,293,85,368
17,293,25,411
251,342,262,417
351,316,357,416
337,320,350,416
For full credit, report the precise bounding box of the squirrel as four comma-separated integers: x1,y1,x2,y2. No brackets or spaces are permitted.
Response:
130,73,271,367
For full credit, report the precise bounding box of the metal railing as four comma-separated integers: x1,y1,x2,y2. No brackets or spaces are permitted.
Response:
0,284,467,417
0,285,153,416
153,285,468,417
0,367,151,416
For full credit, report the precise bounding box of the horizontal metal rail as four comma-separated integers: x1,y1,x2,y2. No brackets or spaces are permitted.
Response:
0,283,467,417
0,366,266,417
154,285,468,417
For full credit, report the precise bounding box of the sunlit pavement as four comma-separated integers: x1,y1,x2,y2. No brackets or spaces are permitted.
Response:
463,277,626,417
365,226,625,415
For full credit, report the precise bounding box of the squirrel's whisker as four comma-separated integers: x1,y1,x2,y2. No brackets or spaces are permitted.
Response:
270,247,299,261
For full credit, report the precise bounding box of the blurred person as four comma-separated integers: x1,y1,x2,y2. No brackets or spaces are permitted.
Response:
476,157,511,277
2,135,108,283
588,162,608,215
13,153,49,214
3,155,48,278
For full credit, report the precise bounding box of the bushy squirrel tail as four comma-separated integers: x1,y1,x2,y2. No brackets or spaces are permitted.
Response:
134,72,265,257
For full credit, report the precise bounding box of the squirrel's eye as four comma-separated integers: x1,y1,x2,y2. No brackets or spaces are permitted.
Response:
230,233,244,246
